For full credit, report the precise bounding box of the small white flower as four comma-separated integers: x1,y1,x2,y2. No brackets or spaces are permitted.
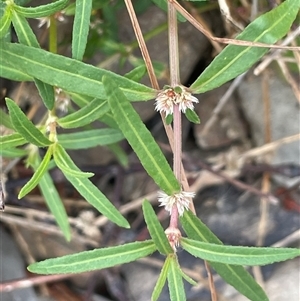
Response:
176,90,199,113
158,190,195,216
154,88,178,116
155,86,198,116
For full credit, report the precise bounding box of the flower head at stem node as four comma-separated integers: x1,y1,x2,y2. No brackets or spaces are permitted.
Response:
154,86,198,116
157,190,195,216
165,227,181,252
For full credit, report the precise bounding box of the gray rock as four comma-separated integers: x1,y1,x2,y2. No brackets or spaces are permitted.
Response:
0,226,38,301
238,74,300,167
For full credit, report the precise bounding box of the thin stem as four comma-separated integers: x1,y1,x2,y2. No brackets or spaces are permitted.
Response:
173,105,182,182
49,15,57,54
123,0,159,89
168,2,181,229
168,4,180,86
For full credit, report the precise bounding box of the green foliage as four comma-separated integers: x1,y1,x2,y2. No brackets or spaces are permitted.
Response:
13,0,69,18
0,43,156,101
103,76,181,195
181,238,300,265
0,0,299,300
190,0,300,93
142,200,174,255
28,240,157,274
5,98,52,147
180,211,269,301
72,0,92,60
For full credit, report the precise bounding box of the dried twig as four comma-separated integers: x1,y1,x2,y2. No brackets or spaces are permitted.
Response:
240,133,300,159
254,26,300,75
168,0,300,51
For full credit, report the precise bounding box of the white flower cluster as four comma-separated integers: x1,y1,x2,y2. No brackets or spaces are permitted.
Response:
158,190,195,216
155,86,198,116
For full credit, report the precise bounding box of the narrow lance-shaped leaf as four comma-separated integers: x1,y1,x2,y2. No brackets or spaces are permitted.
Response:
72,0,93,61
185,109,200,124
103,76,180,195
5,98,52,147
28,240,157,274
168,256,186,301
18,145,53,198
0,58,33,81
57,128,124,150
11,11,55,110
0,5,12,39
124,65,147,82
142,200,173,255
0,108,14,129
34,78,55,110
14,0,69,18
58,98,110,129
181,238,300,266
32,153,71,241
0,148,28,158
0,42,156,102
11,10,39,47
180,211,269,301
0,133,27,149
61,172,129,228
151,256,171,301
190,0,300,93
53,143,94,178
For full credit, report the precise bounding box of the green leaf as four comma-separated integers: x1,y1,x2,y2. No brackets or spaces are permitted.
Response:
177,268,197,286
62,172,129,228
69,93,94,107
0,58,33,81
168,255,186,301
34,78,55,110
0,5,12,39
0,133,26,149
18,146,53,198
32,153,71,241
5,98,52,147
57,128,124,149
180,211,269,301
0,42,156,102
142,200,173,255
10,12,55,110
185,109,200,124
181,237,300,266
11,10,39,47
190,0,300,93
28,240,156,274
14,0,69,18
151,256,171,301
103,76,180,195
58,98,109,129
72,0,92,60
124,65,147,82
0,148,28,158
0,108,14,129
53,143,94,178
